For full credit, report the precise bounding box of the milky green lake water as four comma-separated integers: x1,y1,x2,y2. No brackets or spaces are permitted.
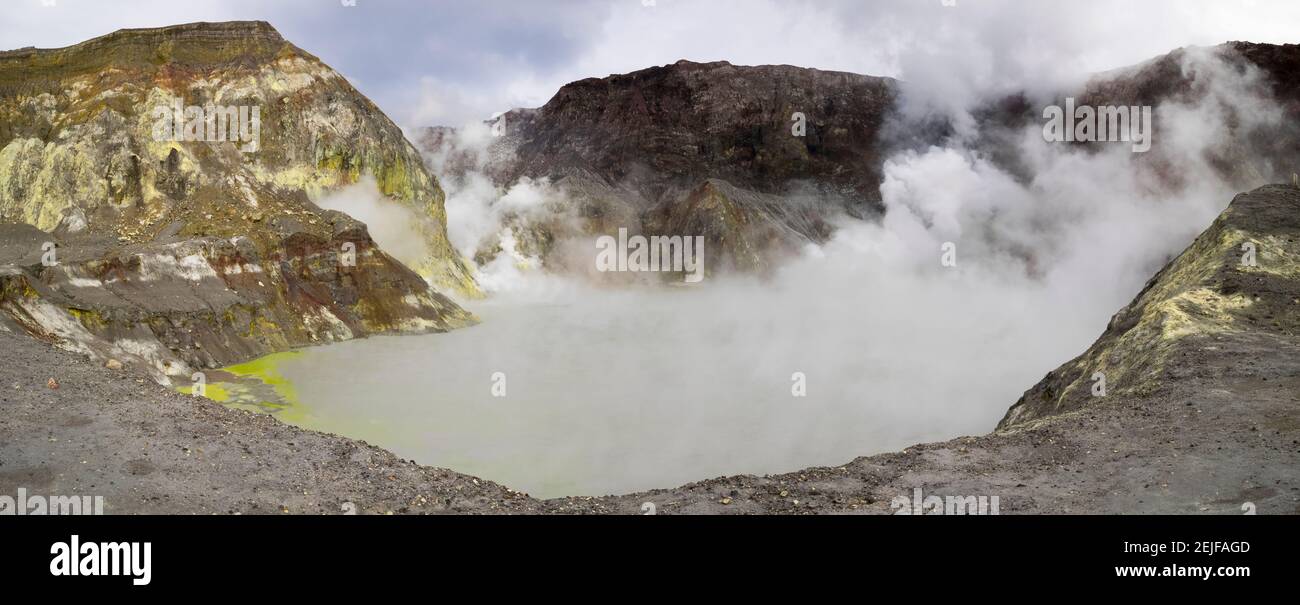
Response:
219,280,1094,498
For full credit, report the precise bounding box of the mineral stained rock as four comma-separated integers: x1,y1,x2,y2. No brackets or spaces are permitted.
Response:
0,21,477,381
1001,184,1300,427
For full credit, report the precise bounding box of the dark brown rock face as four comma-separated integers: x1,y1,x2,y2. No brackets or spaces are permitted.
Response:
495,60,897,206
425,60,897,273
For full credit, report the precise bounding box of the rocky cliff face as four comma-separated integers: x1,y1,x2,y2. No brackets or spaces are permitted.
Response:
1001,184,1300,427
424,60,895,274
0,22,476,381
491,60,896,205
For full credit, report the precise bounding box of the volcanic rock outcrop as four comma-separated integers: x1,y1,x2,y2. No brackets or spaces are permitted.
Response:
1001,183,1300,427
0,22,476,382
423,60,897,274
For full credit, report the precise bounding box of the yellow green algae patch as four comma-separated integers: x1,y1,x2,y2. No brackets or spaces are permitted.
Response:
177,383,231,402
224,352,302,401
175,351,309,422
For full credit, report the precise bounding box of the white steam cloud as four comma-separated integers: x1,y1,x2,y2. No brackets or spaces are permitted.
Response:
314,177,433,270
428,122,583,297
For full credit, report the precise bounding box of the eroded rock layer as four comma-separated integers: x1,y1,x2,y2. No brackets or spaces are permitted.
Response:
0,21,477,379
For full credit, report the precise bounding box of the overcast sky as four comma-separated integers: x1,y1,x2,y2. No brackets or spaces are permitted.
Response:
3,0,1298,127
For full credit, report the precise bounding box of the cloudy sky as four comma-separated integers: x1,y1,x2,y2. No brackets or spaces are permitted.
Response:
3,0,1298,128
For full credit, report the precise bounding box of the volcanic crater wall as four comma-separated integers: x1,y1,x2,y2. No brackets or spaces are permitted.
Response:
0,21,477,381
